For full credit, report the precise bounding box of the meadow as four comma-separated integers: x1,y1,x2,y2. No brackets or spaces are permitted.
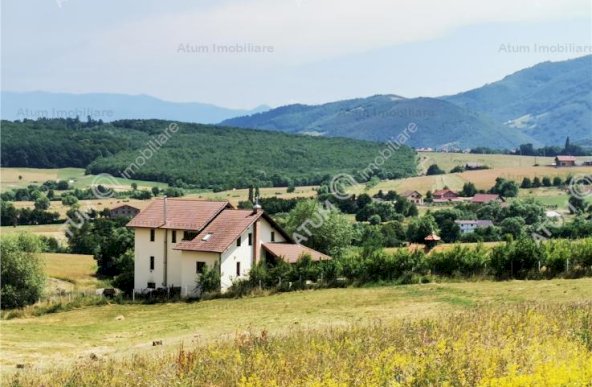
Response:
2,278,592,381
2,281,591,385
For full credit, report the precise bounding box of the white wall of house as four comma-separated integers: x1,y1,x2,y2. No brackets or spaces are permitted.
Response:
134,228,166,290
259,218,286,244
220,225,254,289
180,250,220,297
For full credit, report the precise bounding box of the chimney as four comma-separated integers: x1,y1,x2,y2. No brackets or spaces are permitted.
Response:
252,197,262,215
163,196,168,225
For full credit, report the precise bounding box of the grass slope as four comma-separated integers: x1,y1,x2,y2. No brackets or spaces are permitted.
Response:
1,279,591,373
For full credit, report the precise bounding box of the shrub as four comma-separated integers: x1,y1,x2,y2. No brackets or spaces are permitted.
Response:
197,262,221,294
1,233,47,309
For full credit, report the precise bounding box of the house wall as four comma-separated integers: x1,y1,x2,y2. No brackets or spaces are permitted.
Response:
134,228,166,290
180,251,220,297
218,217,287,290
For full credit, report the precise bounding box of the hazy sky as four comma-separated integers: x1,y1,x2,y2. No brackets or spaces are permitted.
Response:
2,0,591,109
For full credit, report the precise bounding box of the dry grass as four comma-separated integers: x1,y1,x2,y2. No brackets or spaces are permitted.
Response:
1,278,591,376
41,253,99,289
0,224,67,242
5,298,592,386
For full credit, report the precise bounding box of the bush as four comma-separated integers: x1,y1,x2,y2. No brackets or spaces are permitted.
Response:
197,262,221,294
1,233,47,309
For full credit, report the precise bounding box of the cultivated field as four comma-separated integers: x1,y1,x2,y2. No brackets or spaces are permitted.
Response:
0,167,168,193
418,151,592,172
1,279,591,378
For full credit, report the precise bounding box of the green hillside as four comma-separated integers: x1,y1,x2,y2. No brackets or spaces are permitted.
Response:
0,119,416,190
222,95,531,149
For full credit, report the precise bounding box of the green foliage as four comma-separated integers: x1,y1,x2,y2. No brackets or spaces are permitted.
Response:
197,263,222,294
460,182,477,197
490,177,519,197
34,195,50,210
1,233,46,309
426,164,445,176
285,200,354,257
406,215,439,244
67,217,134,276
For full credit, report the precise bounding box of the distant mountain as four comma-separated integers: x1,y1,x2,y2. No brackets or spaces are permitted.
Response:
443,55,592,145
221,95,532,149
0,91,269,124
222,56,591,148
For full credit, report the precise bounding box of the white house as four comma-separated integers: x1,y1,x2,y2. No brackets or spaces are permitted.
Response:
454,220,494,234
127,198,329,297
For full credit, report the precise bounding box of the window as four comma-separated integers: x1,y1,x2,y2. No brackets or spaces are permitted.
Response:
202,233,212,241
147,282,156,289
150,229,155,242
236,262,241,277
271,231,275,242
196,261,206,274
171,230,176,243
183,231,198,241
248,233,253,246
236,236,241,247
149,256,155,271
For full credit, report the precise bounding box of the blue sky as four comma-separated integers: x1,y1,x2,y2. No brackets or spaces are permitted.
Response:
1,0,591,109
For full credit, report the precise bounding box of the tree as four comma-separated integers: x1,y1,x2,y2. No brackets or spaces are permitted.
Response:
500,217,525,239
439,219,461,243
287,184,296,193
61,195,78,206
368,214,381,225
569,194,586,214
426,164,445,176
542,176,552,187
532,177,542,188
131,182,138,191
460,182,477,197
34,196,50,211
1,233,46,309
285,200,354,257
552,176,563,186
151,186,160,196
520,177,532,189
406,215,438,243
491,178,519,198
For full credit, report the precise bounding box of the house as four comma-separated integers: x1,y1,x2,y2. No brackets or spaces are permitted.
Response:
432,189,458,201
127,198,329,297
400,190,424,205
471,194,502,204
454,220,494,234
109,204,140,219
555,155,576,167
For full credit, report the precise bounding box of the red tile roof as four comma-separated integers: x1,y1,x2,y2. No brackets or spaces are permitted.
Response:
471,194,501,204
126,198,230,231
555,155,576,162
424,233,441,241
432,189,458,197
174,209,263,253
262,243,331,263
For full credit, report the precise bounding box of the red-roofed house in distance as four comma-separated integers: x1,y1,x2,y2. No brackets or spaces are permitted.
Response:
432,189,458,200
471,194,503,204
555,155,576,167
127,198,329,297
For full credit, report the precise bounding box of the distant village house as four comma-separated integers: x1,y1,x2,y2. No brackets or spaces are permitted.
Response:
455,220,494,234
555,155,576,167
109,204,140,219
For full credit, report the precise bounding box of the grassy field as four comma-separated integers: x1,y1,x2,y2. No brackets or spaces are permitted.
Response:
1,167,168,193
0,224,67,242
41,253,99,290
1,278,591,377
418,151,592,172
8,301,591,386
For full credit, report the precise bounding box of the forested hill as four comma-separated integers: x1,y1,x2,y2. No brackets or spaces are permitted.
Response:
0,118,417,190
